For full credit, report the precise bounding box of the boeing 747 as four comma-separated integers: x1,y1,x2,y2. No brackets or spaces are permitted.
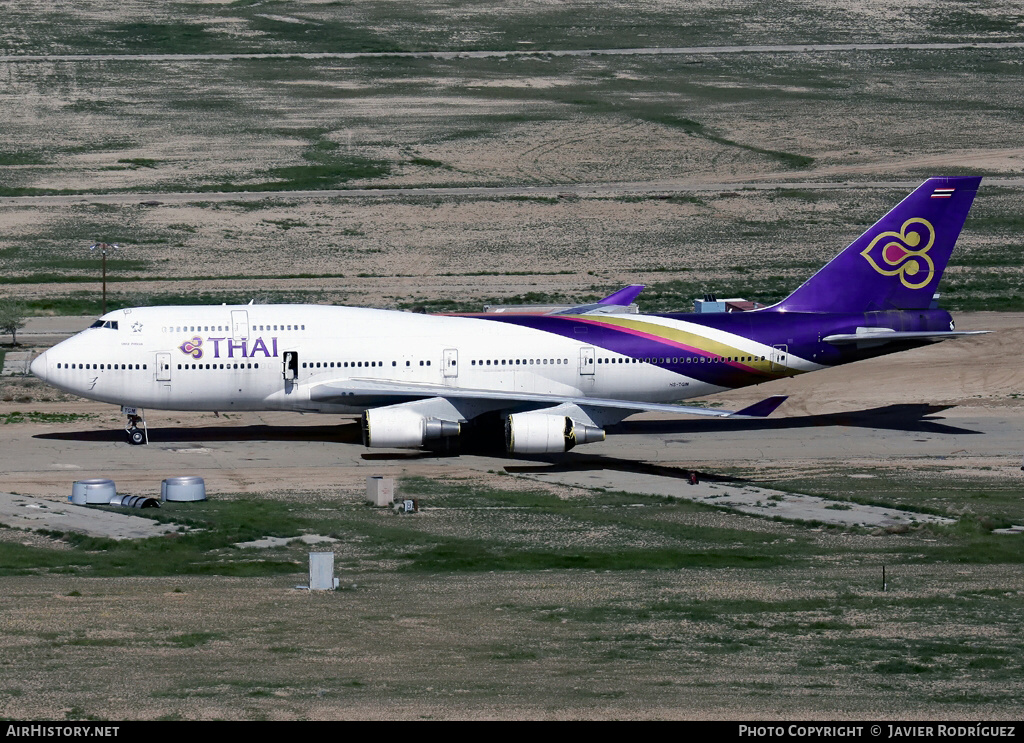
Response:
31,177,986,454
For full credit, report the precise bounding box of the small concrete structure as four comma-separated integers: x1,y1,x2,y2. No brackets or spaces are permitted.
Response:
366,476,395,507
309,552,339,590
161,476,207,502
70,479,117,505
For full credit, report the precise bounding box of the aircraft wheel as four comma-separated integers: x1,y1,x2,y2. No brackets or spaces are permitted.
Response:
128,428,145,446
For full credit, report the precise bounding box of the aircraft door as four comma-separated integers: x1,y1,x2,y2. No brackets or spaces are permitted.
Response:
156,352,171,382
231,310,249,340
443,348,459,379
770,344,788,372
579,346,595,375
283,351,298,381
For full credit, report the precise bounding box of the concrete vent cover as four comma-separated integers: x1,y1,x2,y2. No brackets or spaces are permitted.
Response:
162,476,207,502
70,479,117,505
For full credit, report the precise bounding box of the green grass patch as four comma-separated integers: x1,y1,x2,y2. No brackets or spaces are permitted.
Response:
4,469,1024,582
1,412,95,424
757,467,1024,537
199,137,391,193
409,156,451,170
117,158,159,169
647,113,814,169
167,632,222,648
100,22,230,55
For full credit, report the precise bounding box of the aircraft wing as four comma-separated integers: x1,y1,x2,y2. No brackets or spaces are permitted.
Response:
309,379,787,419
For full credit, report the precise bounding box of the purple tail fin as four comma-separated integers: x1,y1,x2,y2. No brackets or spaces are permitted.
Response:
771,177,981,313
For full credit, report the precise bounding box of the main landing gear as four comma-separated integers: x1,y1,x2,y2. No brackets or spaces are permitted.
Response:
122,406,149,446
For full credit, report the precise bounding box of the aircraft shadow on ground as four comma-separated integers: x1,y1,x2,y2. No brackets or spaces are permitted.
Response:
34,422,365,445
504,404,979,481
609,403,978,437
33,404,977,472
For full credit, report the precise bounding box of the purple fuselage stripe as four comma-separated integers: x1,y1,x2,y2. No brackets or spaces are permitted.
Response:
478,308,955,390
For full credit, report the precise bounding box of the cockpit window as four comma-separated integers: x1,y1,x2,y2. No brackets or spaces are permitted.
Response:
90,320,120,330
90,320,104,328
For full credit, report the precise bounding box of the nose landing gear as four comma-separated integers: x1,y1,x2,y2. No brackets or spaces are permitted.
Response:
122,406,149,446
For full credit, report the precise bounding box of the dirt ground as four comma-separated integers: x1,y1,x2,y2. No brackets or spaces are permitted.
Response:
1,565,1021,721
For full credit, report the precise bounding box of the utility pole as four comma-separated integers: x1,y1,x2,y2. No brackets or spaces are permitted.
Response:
89,243,119,315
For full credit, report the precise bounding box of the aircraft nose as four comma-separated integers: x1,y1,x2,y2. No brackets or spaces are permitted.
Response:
30,350,48,381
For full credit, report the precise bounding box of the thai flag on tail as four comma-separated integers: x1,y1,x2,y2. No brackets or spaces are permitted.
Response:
931,187,955,198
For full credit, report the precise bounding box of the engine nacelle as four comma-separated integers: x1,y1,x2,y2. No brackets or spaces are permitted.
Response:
362,407,460,449
504,412,605,454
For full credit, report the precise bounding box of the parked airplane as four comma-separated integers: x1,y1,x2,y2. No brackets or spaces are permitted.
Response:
31,176,986,453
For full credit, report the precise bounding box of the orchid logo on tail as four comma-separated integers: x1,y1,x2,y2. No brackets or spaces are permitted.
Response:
860,218,936,289
179,336,203,359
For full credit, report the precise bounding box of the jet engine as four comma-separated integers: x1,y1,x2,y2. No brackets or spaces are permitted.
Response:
504,411,605,454
362,407,460,449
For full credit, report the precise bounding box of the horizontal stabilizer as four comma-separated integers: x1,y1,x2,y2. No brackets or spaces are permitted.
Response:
598,285,645,305
822,330,989,345
730,395,788,418
551,285,646,316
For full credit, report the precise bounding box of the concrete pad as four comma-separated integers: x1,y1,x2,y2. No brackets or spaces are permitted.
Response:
993,525,1024,535
0,492,179,540
1,351,34,376
236,534,339,549
522,469,956,528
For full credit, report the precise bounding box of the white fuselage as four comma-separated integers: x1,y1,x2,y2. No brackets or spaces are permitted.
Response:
30,304,815,416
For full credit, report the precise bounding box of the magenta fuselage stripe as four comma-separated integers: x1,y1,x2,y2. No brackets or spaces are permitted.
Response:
555,316,766,374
